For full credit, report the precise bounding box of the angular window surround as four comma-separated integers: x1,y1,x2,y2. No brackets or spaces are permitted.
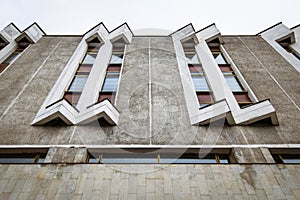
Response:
171,24,278,125
208,44,252,107
182,38,214,108
258,23,300,73
64,42,101,106
277,37,300,60
0,22,45,74
32,23,133,126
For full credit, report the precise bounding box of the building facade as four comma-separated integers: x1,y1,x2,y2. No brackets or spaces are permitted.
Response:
0,22,299,199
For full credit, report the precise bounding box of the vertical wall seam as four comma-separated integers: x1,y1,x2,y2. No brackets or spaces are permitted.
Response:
0,38,64,120
148,38,152,145
68,126,77,144
238,36,300,112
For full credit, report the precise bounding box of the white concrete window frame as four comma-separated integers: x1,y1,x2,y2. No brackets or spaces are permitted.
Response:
171,24,278,125
0,22,44,74
31,23,133,126
258,23,300,73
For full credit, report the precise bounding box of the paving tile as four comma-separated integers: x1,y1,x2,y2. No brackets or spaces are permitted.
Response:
146,192,155,200
198,174,209,195
146,178,155,193
128,193,137,200
163,171,173,194
136,186,146,200
273,185,286,200
110,172,121,195
128,174,138,194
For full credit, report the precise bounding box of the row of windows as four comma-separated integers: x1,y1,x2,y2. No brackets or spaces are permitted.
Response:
0,153,46,164
98,38,125,103
182,39,214,108
0,148,48,164
182,39,253,109
0,148,299,164
63,44,101,105
63,38,125,106
87,152,230,164
208,44,252,107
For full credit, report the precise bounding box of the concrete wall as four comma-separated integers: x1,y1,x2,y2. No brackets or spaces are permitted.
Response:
0,164,299,199
222,36,300,143
0,35,299,161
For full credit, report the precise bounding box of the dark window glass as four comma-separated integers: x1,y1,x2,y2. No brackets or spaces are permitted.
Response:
182,39,201,64
281,155,300,163
3,46,27,64
82,52,97,64
68,76,88,92
191,73,210,91
0,41,7,50
98,92,113,102
185,52,200,64
88,153,99,163
213,53,227,64
110,53,124,64
88,153,158,164
160,153,229,164
273,154,300,164
101,72,120,92
197,92,214,108
0,153,46,164
224,73,243,92
64,92,81,105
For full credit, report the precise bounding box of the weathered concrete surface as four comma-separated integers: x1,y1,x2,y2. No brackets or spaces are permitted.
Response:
222,36,300,144
0,37,81,145
0,35,299,147
0,164,299,199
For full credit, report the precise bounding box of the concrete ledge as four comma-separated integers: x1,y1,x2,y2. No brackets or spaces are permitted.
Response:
233,100,279,125
32,99,119,126
191,99,230,125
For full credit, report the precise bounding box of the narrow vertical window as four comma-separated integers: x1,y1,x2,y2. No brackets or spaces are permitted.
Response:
209,43,252,107
98,38,125,103
182,39,214,108
64,40,101,106
0,38,30,73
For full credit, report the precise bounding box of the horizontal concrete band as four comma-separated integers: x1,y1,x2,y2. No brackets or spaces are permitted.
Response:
0,144,300,148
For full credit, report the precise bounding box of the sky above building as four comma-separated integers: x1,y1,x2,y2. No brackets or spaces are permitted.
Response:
0,0,299,35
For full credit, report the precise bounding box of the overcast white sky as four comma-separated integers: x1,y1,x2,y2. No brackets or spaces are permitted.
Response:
0,0,299,35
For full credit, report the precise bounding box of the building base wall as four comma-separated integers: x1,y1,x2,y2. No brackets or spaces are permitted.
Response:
0,164,299,199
